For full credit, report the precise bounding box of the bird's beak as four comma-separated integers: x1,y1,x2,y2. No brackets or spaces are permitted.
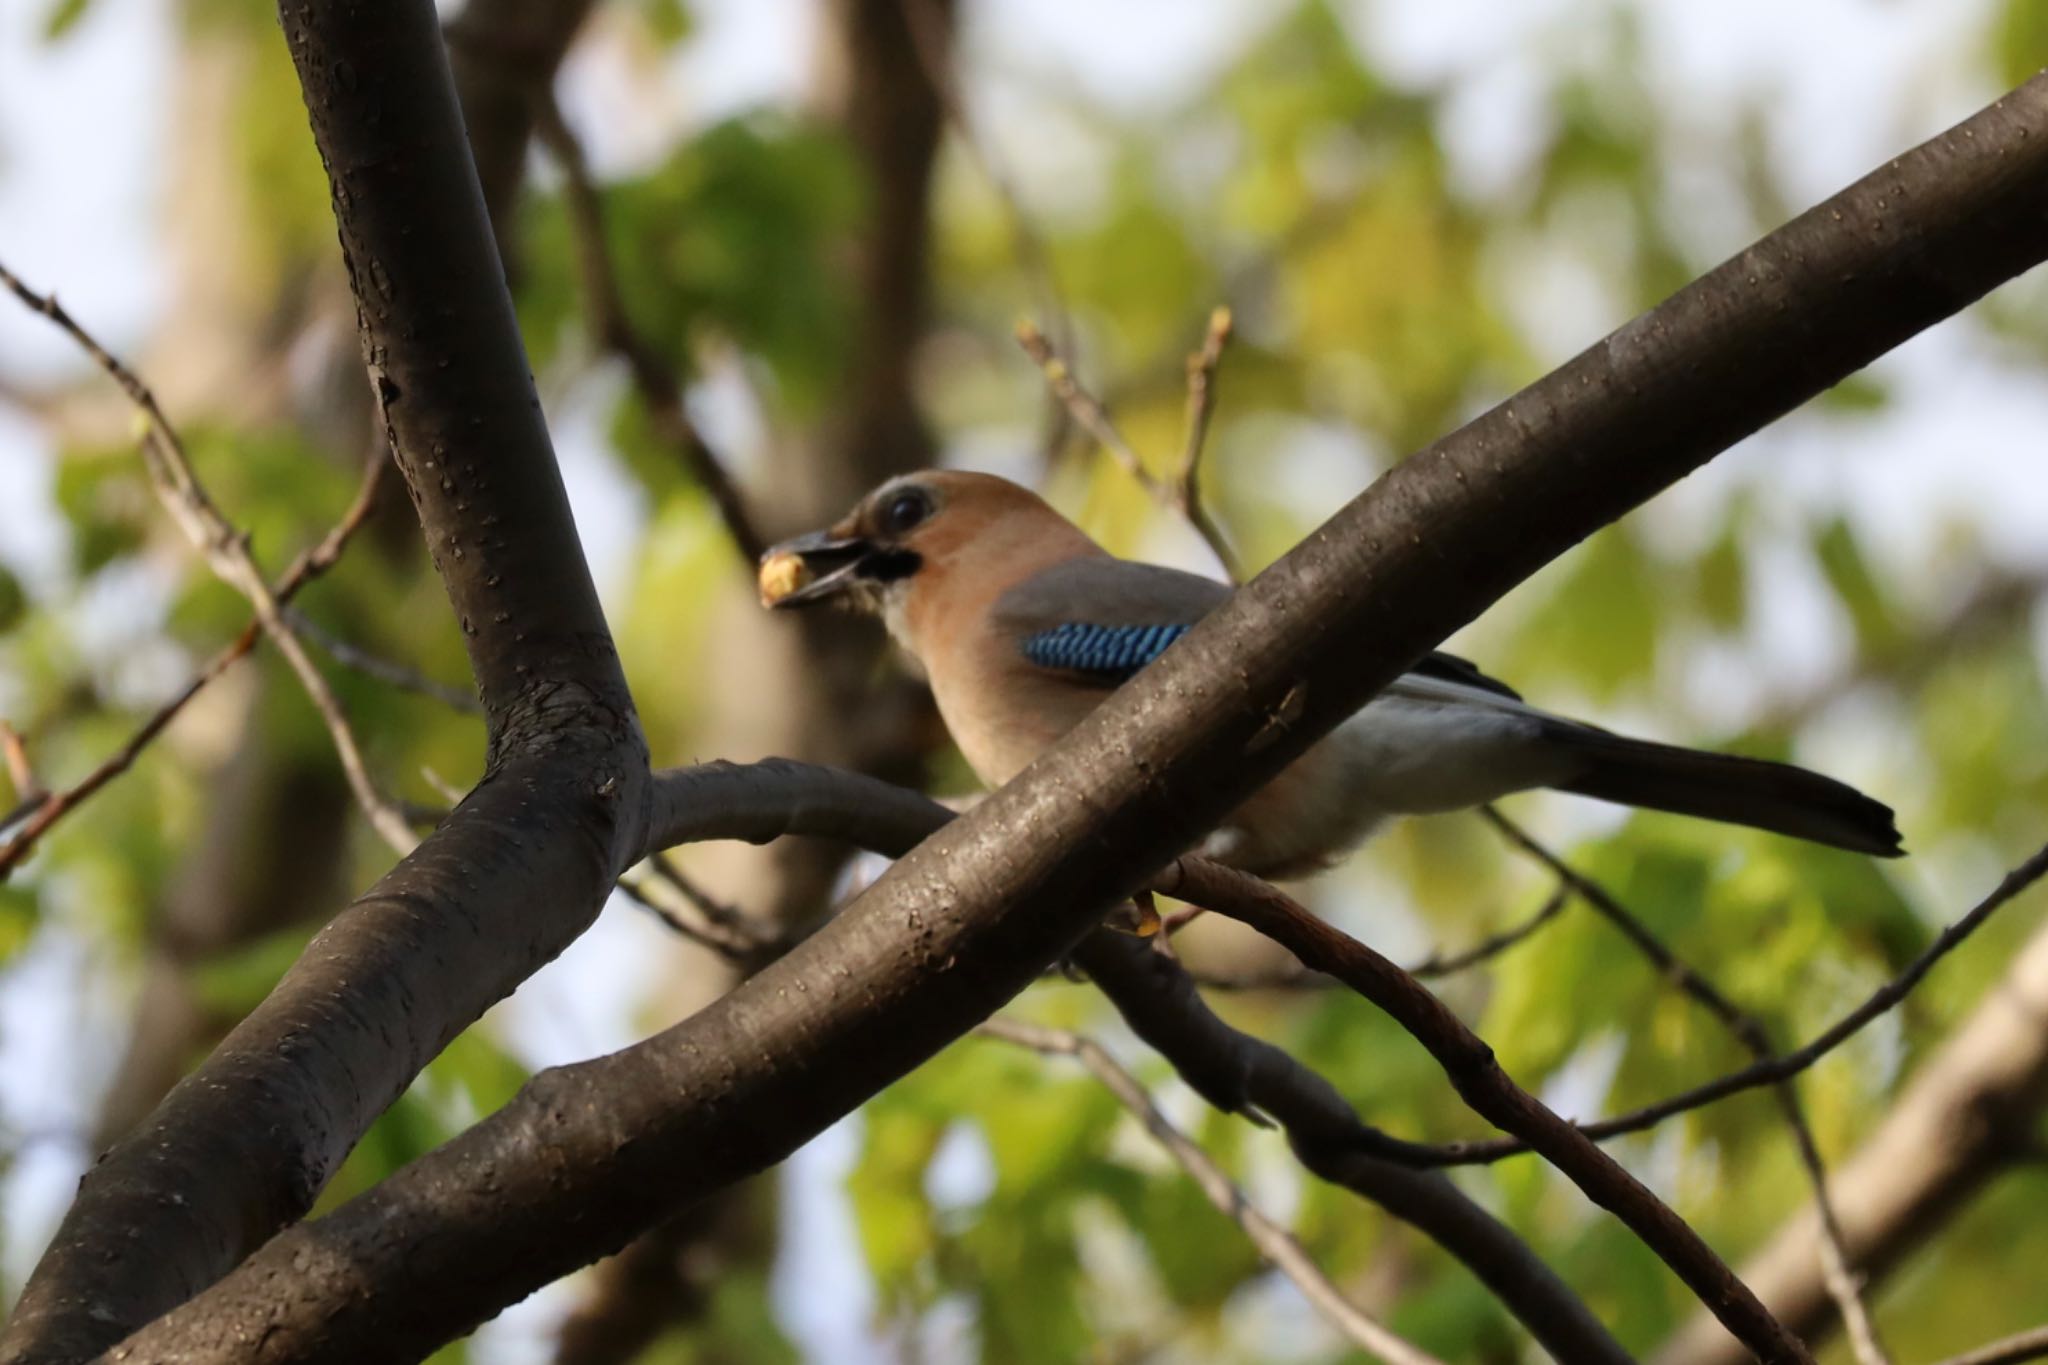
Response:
758,529,876,609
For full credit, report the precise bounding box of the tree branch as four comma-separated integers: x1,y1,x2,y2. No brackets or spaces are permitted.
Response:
1482,809,1891,1364
1396,838,2048,1166
1072,931,1634,1365
528,91,766,565
1152,856,1811,1360
0,261,417,853
87,69,2048,1363
0,444,389,878
1655,856,2048,1364
0,1,647,1357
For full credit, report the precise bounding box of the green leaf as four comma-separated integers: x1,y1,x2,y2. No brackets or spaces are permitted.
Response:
0,564,27,633
1812,517,1900,656
41,0,90,40
1994,0,2048,88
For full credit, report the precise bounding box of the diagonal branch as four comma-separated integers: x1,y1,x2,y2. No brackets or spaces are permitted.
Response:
1153,856,1813,1360
1399,838,2048,1166
0,261,416,853
1482,808,1892,1365
978,1016,1450,1365
1072,930,1634,1365
0,444,390,878
528,89,765,565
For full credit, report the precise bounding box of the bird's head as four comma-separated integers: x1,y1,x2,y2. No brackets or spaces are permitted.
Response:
758,470,1096,617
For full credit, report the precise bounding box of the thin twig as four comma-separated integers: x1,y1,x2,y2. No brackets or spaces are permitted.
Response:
527,91,765,565
898,0,1072,375
1157,855,1812,1363
1483,807,1893,1365
285,608,482,714
978,1016,1450,1365
0,444,390,878
1405,836,2048,1166
1015,316,1242,577
1181,883,1573,990
1931,1324,2048,1365
0,261,416,855
1173,306,1240,579
0,722,42,812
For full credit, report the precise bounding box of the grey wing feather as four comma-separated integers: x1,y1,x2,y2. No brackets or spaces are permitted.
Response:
995,558,1528,700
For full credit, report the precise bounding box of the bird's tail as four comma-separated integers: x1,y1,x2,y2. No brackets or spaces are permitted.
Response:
1546,725,1904,857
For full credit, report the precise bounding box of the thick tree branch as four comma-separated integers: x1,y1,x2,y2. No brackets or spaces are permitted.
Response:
95,70,2048,1363
0,2,644,1360
115,765,1626,1364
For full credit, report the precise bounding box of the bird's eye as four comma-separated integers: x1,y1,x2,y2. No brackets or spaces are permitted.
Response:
879,488,932,535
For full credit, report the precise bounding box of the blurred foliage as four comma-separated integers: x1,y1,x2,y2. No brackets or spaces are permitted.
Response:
4,2,2048,1363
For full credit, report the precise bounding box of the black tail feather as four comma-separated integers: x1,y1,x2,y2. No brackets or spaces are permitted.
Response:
1549,727,1904,857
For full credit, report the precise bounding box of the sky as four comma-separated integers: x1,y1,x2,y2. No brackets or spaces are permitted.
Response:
1,0,2043,1361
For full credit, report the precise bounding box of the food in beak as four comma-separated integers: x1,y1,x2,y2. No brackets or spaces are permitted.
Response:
758,549,813,607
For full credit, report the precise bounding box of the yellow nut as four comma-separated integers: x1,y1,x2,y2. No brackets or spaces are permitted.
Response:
757,550,812,607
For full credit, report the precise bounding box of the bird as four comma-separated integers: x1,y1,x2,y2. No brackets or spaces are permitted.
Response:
758,470,1902,880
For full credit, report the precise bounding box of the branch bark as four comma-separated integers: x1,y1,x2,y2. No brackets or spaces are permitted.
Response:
0,2,640,1360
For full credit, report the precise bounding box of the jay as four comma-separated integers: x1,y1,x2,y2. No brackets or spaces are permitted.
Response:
759,471,1902,879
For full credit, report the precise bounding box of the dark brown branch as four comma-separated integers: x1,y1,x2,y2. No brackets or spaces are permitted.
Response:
1181,883,1573,989
0,1,646,1359
1656,866,2048,1362
1482,809,1892,1365
528,91,766,565
1404,837,2048,1166
1073,932,1634,1365
0,446,389,879
119,764,1625,1364
101,72,2048,1363
284,607,483,714
1154,857,1811,1361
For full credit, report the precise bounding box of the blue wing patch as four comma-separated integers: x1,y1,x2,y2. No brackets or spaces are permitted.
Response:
1021,622,1191,680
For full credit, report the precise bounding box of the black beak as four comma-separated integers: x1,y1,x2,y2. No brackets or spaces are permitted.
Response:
762,530,877,608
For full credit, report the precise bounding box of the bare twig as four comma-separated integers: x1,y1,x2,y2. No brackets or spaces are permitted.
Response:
1015,316,1242,577
0,721,41,811
1406,837,2048,1166
0,261,416,855
527,91,765,565
1173,306,1241,579
1016,319,1153,489
1180,883,1572,990
285,608,482,714
1483,808,1892,1365
1931,1324,2048,1365
0,446,390,878
978,1016,1450,1365
1154,856,1812,1362
898,0,1072,383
